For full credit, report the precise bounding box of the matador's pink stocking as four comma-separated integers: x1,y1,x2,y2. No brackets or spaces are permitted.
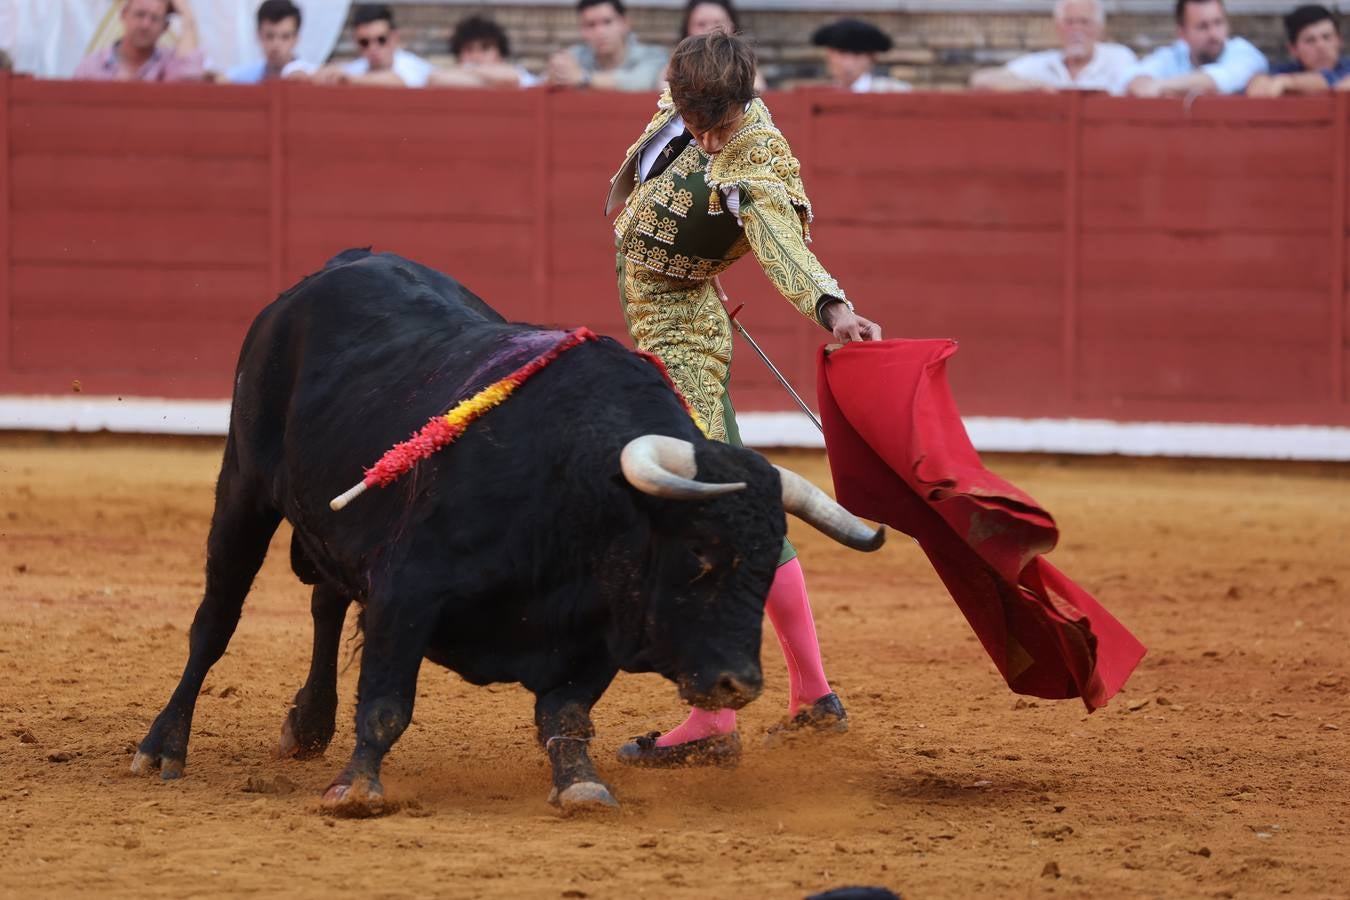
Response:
655,558,830,746
762,557,831,714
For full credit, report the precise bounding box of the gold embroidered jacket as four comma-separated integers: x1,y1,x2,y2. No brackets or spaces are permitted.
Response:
606,91,848,325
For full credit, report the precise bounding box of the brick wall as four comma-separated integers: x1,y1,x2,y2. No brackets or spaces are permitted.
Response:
373,3,1291,89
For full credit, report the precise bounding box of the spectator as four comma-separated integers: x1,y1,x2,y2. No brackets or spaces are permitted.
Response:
0,49,11,73
1121,0,1267,96
428,15,538,88
670,0,765,90
1247,4,1350,96
72,0,204,82
969,0,1136,92
810,18,910,92
547,0,667,91
314,4,433,88
680,0,738,39
227,1,315,83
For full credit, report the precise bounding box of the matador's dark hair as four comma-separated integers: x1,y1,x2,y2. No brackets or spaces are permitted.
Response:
667,32,758,133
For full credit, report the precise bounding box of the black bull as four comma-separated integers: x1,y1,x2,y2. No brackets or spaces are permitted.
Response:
131,249,884,813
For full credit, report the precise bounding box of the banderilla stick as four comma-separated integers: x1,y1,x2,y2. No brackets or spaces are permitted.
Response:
715,278,823,435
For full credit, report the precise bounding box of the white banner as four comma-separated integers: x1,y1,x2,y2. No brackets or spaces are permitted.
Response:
2,0,352,79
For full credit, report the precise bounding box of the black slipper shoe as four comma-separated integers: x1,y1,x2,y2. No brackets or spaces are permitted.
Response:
764,692,849,746
615,730,742,768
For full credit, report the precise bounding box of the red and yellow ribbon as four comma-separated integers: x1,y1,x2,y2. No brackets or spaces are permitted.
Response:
330,328,703,511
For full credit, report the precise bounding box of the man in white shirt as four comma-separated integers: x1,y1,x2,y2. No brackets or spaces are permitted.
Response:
314,4,433,88
1121,0,1267,96
969,0,1136,92
226,1,316,83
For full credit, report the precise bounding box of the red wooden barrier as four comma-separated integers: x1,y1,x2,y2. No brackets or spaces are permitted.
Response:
2,74,1347,427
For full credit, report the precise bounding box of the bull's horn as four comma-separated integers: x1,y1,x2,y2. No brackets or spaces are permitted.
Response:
776,466,886,552
621,435,747,500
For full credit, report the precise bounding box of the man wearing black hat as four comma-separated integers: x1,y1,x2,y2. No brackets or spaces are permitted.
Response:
811,18,910,92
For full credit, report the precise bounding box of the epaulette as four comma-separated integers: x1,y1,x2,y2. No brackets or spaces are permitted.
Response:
706,99,813,223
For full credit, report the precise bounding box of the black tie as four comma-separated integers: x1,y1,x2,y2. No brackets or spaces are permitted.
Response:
645,129,694,182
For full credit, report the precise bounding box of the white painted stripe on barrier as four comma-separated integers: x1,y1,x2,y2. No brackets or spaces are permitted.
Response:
736,412,1350,460
2,396,1349,461
0,396,231,435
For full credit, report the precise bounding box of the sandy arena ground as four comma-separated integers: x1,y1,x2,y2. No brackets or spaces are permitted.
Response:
1,433,1347,899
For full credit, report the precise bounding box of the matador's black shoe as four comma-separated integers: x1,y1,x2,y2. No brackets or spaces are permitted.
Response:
615,730,742,768
763,692,849,747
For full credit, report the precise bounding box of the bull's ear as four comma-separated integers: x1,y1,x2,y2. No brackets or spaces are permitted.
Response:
621,435,746,500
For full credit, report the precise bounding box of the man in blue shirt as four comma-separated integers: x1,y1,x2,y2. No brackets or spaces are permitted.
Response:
227,0,316,83
1247,5,1350,96
1120,0,1267,96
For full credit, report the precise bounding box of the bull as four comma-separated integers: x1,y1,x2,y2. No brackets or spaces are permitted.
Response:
131,249,883,814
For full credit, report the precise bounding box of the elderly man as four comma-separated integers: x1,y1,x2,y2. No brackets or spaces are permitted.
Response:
970,0,1136,92
548,0,668,91
73,0,204,82
227,1,315,83
1247,4,1350,96
810,18,910,92
313,4,433,88
1121,0,1267,96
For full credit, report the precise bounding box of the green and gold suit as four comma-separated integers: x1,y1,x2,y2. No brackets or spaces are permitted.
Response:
606,90,849,447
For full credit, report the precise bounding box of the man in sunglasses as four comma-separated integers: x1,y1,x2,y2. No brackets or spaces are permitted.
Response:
314,4,433,88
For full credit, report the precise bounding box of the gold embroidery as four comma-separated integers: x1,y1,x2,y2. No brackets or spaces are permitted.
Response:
613,91,846,411
670,188,694,217
739,183,847,322
689,258,718,280
707,99,815,224
620,259,734,443
651,179,675,206
635,206,658,236
655,217,678,245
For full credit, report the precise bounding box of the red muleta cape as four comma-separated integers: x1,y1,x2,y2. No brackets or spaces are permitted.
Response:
817,339,1145,711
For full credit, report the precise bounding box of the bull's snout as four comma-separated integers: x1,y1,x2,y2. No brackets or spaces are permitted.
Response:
682,666,764,711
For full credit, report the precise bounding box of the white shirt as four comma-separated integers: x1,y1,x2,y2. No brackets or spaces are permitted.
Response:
848,72,911,93
226,58,317,83
1006,43,1137,91
1116,37,1268,95
341,48,434,88
637,114,742,220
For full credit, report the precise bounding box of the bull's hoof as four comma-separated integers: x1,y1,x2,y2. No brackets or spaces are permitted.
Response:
616,730,742,768
276,708,331,760
130,751,184,780
321,778,390,819
548,781,619,814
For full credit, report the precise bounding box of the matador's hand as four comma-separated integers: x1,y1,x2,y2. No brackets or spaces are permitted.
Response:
822,300,882,343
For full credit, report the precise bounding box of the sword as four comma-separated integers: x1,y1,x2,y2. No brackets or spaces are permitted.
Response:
715,278,823,435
